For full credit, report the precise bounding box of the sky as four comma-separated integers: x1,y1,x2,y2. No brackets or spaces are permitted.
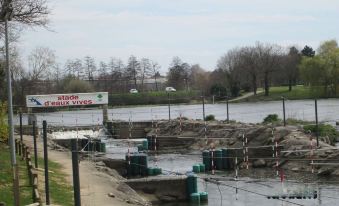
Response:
17,0,339,74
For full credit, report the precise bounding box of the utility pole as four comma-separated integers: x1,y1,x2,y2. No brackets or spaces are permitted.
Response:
167,92,171,121
282,97,286,127
202,96,205,121
1,1,20,205
315,99,319,147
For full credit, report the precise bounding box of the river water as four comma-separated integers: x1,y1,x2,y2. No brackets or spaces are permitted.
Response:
104,139,339,206
16,99,339,126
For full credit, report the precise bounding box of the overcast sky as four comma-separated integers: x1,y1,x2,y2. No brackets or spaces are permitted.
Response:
18,0,339,74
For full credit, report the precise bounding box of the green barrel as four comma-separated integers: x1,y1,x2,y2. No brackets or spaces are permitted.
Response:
142,139,148,150
125,154,132,177
199,192,208,202
154,167,162,175
202,150,211,171
139,153,148,176
190,193,200,203
100,143,106,153
186,174,198,198
95,141,101,152
131,153,139,176
215,149,223,170
222,148,229,170
137,144,144,152
199,163,205,172
147,167,154,176
192,164,200,173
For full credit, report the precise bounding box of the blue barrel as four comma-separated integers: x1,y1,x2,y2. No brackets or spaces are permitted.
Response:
192,164,200,173
186,174,198,198
215,149,223,170
139,153,148,176
190,193,200,203
222,148,229,170
125,153,132,177
200,191,208,202
142,139,148,150
131,153,139,176
202,150,211,171
199,163,206,172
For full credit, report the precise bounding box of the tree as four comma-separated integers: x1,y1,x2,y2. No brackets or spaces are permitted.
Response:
139,58,151,92
255,42,282,96
167,56,190,90
126,55,140,89
299,40,339,96
64,58,83,79
301,45,315,57
239,47,260,94
83,56,96,81
27,46,55,80
284,46,301,91
149,60,161,91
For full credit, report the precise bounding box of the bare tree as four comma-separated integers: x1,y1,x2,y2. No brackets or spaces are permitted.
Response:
139,58,151,92
64,58,83,79
27,46,55,80
126,55,139,89
83,56,96,81
149,60,161,91
239,47,260,95
0,0,50,27
255,42,282,96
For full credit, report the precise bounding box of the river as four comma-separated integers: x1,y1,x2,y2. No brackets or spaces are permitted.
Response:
16,99,339,126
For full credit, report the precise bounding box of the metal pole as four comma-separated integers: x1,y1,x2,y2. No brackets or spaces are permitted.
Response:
42,120,50,204
167,93,171,121
315,99,319,147
226,96,229,123
33,121,38,168
202,96,205,121
5,16,20,206
19,112,23,142
71,139,81,206
282,97,286,127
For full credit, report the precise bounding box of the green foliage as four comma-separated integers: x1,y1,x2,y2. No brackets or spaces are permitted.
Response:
303,124,338,145
205,114,215,121
109,90,198,105
210,84,227,97
0,101,8,142
263,114,280,124
299,40,339,97
64,79,94,93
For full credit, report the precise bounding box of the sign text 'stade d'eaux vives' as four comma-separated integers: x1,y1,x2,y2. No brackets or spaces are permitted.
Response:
26,92,108,107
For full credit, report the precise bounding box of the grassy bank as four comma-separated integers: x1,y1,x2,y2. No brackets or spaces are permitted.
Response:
0,143,32,205
0,143,73,205
234,86,339,102
36,157,73,206
109,90,200,106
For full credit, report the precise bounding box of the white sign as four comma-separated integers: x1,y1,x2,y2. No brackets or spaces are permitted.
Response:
26,92,108,108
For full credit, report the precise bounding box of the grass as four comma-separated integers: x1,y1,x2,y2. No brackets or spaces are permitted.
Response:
234,85,338,102
36,156,74,206
0,143,73,206
0,143,32,205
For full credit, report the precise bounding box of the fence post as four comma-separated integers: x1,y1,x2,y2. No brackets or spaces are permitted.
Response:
315,99,319,147
167,92,171,121
226,96,229,123
71,139,81,206
20,112,23,142
42,120,50,205
33,121,38,168
282,97,286,126
202,96,205,121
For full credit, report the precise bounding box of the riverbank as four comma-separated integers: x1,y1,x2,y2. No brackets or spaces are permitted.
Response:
21,135,148,206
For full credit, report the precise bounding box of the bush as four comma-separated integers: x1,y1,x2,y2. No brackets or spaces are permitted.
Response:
303,124,338,145
263,114,280,124
205,114,215,121
0,101,8,142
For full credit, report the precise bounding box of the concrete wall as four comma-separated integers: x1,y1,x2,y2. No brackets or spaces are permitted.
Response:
125,176,188,202
112,121,152,139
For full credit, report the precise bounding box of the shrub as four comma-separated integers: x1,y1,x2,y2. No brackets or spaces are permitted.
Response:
263,114,280,124
205,114,215,121
0,101,8,142
303,124,338,145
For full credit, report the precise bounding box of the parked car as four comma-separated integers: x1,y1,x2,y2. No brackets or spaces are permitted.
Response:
129,89,138,93
165,87,176,92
